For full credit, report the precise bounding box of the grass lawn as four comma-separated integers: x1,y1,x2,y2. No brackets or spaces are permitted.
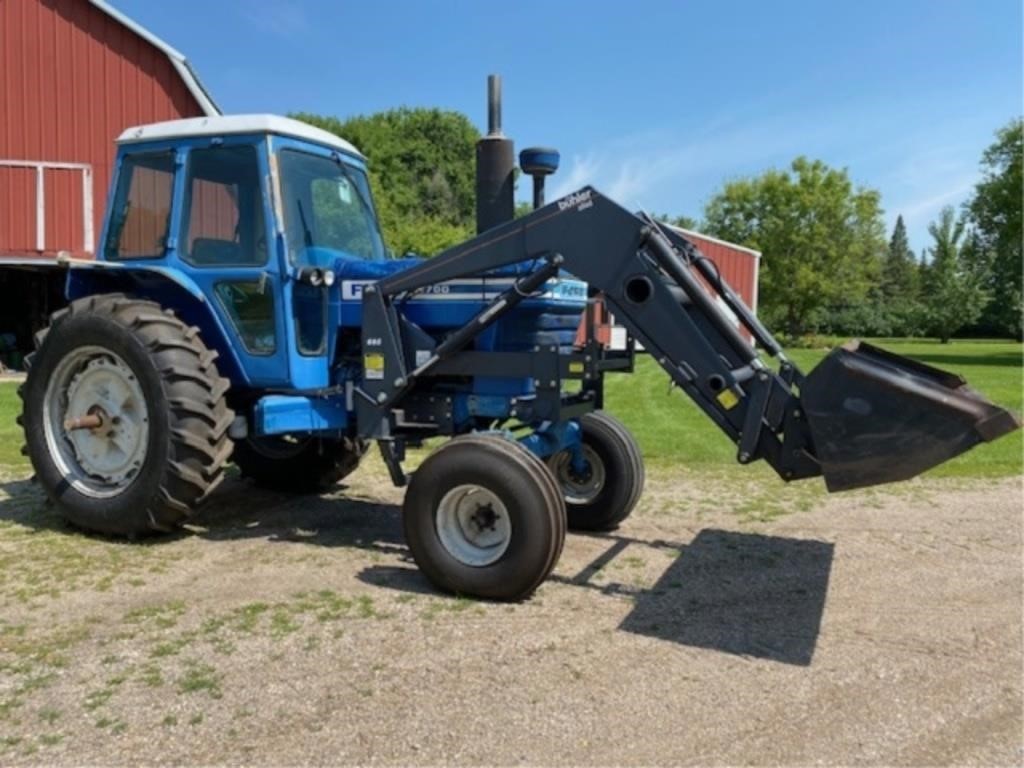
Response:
1,338,1020,481
0,379,23,467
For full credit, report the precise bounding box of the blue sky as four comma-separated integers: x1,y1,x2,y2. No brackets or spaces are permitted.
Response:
119,0,1021,254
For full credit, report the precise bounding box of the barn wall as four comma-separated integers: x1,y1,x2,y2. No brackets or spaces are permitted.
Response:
0,0,205,258
680,230,760,312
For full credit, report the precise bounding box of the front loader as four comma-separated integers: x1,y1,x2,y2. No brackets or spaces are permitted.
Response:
17,82,1019,601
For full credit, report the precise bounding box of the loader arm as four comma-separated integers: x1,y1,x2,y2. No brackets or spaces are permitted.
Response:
366,186,1019,491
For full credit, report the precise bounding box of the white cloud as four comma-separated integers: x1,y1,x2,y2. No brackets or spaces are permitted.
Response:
877,140,984,249
241,0,309,37
550,99,991,253
546,115,805,212
549,153,601,200
897,178,977,223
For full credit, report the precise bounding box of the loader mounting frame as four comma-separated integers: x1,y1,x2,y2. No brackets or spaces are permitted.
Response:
356,186,821,484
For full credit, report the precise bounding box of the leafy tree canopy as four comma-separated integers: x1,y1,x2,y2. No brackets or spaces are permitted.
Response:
922,206,990,343
702,157,886,335
655,213,700,231
292,108,480,256
968,118,1023,337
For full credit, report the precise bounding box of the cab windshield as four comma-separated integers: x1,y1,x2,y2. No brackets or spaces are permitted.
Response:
278,149,386,263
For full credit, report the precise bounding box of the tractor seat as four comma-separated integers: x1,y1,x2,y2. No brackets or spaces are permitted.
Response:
191,238,245,265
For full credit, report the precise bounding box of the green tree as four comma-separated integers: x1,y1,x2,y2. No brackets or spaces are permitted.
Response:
967,118,1023,337
873,214,927,336
922,206,990,343
883,215,920,299
702,157,886,335
655,213,699,230
292,108,480,256
515,200,534,219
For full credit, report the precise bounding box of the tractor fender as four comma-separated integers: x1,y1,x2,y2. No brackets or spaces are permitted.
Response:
64,262,249,386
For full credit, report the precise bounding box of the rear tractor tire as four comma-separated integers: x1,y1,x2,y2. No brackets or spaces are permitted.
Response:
547,411,645,532
18,294,234,537
402,435,566,601
232,435,367,493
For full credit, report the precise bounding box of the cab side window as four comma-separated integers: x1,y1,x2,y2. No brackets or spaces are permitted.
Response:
182,145,267,267
105,153,175,259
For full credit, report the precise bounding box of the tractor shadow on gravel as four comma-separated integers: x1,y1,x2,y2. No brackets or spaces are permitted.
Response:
0,475,411,560
555,529,834,667
1,478,834,664
196,481,836,664
0,477,67,532
190,478,410,558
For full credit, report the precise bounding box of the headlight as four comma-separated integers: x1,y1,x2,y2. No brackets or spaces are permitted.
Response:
297,266,325,286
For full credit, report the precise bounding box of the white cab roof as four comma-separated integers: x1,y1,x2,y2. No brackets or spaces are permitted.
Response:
116,114,364,158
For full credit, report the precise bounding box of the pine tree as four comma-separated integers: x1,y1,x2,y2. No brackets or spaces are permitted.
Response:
882,215,919,300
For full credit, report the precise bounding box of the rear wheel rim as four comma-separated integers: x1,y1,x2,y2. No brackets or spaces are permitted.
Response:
549,445,606,504
435,484,512,567
42,346,150,499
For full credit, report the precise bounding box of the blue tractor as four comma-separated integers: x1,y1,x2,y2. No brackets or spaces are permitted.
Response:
18,81,1019,600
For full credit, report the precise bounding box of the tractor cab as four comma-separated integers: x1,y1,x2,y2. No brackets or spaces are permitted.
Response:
82,115,386,391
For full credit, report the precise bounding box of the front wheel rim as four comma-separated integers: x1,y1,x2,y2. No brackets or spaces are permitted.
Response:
549,445,606,505
435,484,512,567
42,346,150,499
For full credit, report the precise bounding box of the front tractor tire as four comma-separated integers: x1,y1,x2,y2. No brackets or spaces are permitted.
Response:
19,294,234,537
547,411,645,532
402,435,566,601
232,435,367,493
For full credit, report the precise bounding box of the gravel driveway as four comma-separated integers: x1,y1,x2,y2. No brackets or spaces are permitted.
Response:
0,460,1020,766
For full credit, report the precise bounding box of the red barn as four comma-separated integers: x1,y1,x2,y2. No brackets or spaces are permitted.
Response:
589,224,761,350
0,0,218,259
0,0,217,362
671,226,761,316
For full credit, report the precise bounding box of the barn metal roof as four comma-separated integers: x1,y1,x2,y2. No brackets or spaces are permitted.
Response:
88,0,220,117
117,115,364,158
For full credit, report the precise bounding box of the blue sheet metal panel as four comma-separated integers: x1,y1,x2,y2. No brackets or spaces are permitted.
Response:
518,419,582,461
254,394,348,436
335,275,587,329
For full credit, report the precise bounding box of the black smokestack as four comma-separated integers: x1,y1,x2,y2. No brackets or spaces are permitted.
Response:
475,74,515,234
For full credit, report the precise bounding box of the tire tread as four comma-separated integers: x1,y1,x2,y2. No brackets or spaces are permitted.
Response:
18,293,234,535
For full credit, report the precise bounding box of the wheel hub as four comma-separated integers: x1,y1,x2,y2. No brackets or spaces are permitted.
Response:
435,485,512,567
43,348,150,497
550,445,606,504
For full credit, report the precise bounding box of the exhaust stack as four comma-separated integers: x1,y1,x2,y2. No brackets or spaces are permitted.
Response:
475,75,515,234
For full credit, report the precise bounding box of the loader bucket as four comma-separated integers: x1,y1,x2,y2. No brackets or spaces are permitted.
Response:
800,341,1021,491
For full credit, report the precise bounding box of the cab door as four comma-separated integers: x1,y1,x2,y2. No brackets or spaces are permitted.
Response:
174,138,291,387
